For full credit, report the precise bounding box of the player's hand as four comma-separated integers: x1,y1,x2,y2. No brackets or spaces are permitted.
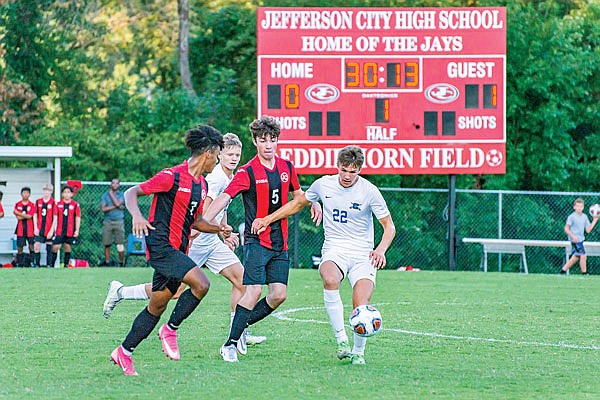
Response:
224,232,240,250
219,224,233,238
310,202,322,226
251,218,269,235
369,250,387,269
189,229,200,241
132,216,155,237
34,228,39,236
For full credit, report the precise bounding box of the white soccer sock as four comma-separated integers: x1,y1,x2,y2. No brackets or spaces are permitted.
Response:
120,284,149,300
121,345,132,356
230,311,235,328
352,333,367,355
323,289,348,343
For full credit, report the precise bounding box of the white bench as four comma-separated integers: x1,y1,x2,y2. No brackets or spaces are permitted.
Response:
0,238,17,265
462,238,600,273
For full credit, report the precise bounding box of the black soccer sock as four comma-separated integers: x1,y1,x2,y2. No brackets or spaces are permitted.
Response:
33,253,40,267
122,307,161,353
23,253,31,267
226,304,252,346
16,253,23,267
247,297,275,326
48,252,58,268
167,289,202,330
45,245,52,266
64,252,71,267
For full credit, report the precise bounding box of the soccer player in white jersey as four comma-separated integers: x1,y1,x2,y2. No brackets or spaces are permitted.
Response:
251,145,396,365
103,133,266,351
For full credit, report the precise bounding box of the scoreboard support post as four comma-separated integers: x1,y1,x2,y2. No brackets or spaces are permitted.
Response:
448,175,457,271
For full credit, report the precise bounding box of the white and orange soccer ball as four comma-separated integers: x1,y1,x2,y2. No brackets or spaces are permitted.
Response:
349,304,382,337
589,204,600,217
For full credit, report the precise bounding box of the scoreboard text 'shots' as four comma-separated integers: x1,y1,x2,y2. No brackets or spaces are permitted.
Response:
257,7,507,174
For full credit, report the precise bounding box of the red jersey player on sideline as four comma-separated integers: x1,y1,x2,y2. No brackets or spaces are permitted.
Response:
48,185,80,268
110,124,232,376
204,116,322,362
33,183,56,267
14,186,36,267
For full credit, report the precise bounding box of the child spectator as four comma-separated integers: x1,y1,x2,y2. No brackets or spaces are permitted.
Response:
33,183,56,267
49,185,81,268
14,187,36,267
560,198,599,275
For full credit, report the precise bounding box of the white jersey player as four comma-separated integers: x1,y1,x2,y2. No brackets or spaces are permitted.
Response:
251,145,396,365
103,133,266,351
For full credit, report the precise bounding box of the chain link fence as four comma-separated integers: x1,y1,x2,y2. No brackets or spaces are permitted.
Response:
71,182,600,274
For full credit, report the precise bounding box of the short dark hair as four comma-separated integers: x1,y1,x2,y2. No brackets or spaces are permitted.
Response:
337,146,364,169
249,116,280,140
21,187,31,193
62,185,74,194
185,125,224,157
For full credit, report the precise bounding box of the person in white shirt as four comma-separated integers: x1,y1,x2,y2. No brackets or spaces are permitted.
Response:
251,145,395,365
103,133,266,351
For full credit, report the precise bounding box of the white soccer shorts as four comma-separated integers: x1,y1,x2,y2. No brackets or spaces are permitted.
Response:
188,240,240,275
319,248,376,287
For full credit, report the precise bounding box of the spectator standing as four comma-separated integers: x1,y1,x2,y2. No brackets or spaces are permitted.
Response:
100,178,126,266
49,186,81,268
14,187,36,267
560,198,598,275
33,183,56,267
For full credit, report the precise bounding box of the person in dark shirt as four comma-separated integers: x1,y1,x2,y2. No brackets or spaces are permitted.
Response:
110,124,232,376
33,183,56,267
14,187,36,267
205,116,322,362
48,186,80,268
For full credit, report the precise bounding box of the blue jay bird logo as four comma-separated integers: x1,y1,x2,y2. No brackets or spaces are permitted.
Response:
350,202,361,211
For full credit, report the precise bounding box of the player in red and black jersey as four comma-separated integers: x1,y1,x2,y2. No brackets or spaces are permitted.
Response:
14,187,37,267
48,186,81,268
205,116,322,362
110,125,232,376
33,183,56,267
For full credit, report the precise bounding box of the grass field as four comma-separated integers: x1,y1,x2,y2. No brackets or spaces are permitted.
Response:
1,268,599,399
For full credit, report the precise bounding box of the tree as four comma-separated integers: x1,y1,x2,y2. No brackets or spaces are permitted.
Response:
178,0,196,96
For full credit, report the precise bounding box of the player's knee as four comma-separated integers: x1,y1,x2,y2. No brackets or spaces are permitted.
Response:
116,244,125,252
269,291,287,306
192,280,210,298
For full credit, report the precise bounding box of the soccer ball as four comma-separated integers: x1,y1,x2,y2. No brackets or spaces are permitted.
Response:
590,204,600,217
349,305,382,337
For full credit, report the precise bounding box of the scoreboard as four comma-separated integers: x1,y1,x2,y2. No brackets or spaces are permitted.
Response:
257,7,507,174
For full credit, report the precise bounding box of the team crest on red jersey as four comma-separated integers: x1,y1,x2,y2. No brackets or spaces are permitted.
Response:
280,172,289,183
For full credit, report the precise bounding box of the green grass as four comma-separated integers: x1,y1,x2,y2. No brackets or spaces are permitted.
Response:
1,268,599,399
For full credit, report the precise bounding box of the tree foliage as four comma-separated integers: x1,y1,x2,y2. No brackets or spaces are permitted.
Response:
0,0,598,190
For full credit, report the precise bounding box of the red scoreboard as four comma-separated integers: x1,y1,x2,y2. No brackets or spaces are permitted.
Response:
257,7,507,174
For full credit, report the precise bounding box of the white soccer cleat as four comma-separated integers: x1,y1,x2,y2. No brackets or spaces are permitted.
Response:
103,280,124,318
237,329,247,355
246,334,267,346
220,343,239,363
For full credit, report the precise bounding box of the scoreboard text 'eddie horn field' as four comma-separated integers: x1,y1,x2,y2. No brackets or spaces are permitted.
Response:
257,7,506,174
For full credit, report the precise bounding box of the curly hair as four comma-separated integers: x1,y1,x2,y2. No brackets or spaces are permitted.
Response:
185,125,224,156
249,116,280,140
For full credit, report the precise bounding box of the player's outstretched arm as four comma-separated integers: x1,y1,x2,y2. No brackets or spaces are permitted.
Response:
370,215,396,269
125,185,155,237
192,214,232,237
292,189,322,226
203,192,232,222
251,193,311,234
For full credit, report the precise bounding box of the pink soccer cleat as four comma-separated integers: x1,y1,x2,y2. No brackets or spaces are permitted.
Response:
110,346,138,376
158,323,180,360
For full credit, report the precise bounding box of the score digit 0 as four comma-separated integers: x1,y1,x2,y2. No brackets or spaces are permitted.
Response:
345,61,419,89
